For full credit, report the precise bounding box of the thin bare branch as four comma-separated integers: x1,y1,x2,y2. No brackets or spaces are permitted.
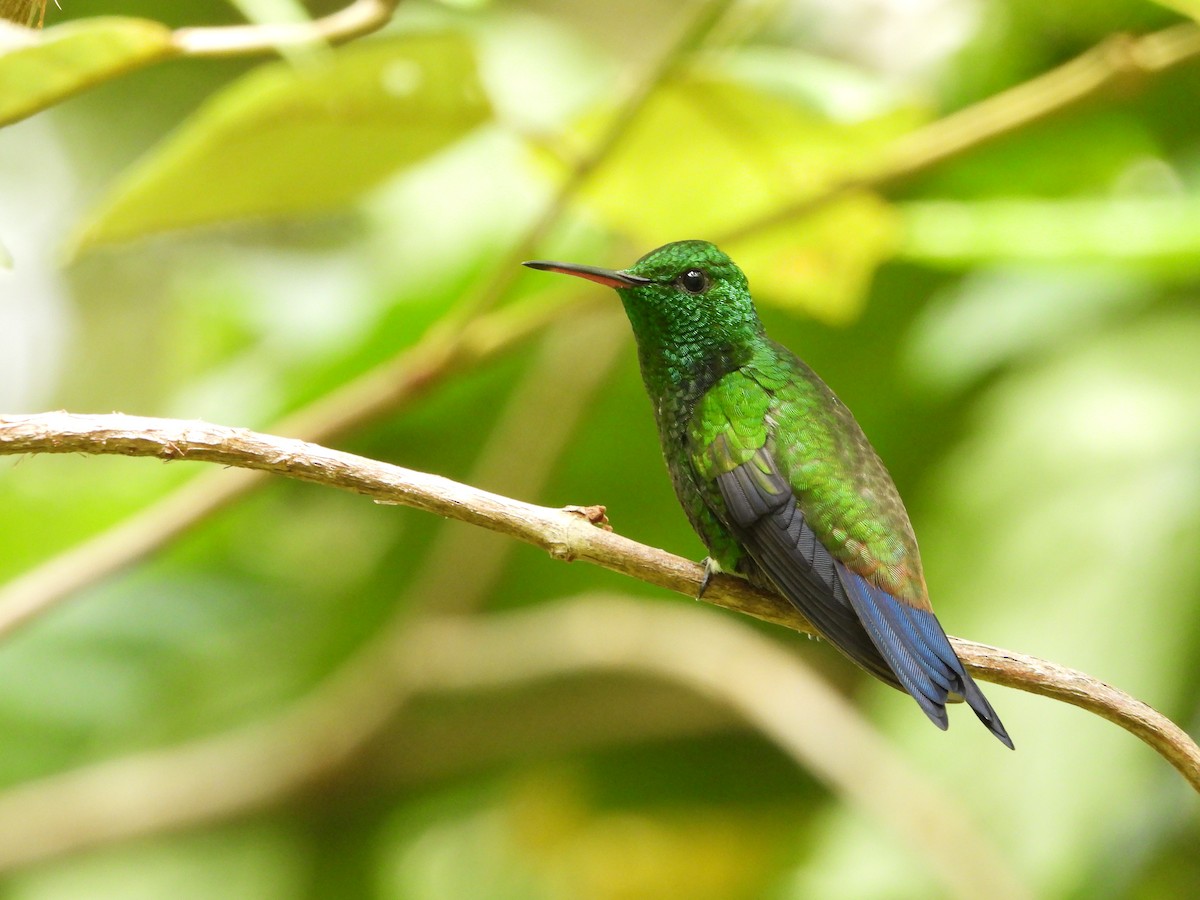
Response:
406,597,1030,900
720,23,1200,244
0,295,579,638
0,594,1025,895
8,18,1195,674
1,411,1197,794
172,0,400,57
0,0,735,642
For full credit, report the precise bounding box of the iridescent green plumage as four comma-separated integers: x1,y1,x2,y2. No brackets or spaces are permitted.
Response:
524,241,1011,746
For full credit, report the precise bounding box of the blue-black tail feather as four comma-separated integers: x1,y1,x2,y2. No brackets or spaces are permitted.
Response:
839,566,1013,749
712,452,1013,748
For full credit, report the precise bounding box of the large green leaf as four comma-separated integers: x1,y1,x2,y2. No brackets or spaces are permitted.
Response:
726,191,900,325
71,32,491,253
565,73,912,323
0,17,175,128
577,73,909,238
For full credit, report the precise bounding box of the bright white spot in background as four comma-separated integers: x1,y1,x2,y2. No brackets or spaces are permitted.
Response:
477,13,615,133
166,247,377,424
0,118,76,411
1058,374,1182,461
715,47,909,122
365,127,548,290
381,59,424,97
1113,156,1186,197
243,251,377,352
785,0,983,83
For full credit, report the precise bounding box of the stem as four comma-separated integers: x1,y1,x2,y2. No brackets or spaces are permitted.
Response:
720,23,1200,244
2,411,1197,795
0,296,578,638
0,0,735,642
172,0,401,57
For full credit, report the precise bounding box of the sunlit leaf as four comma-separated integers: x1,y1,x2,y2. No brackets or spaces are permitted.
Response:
727,191,900,325
0,17,175,128
564,73,914,323
1149,0,1200,21
576,73,911,239
71,33,491,254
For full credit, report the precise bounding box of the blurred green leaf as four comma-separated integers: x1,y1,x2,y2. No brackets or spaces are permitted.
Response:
1149,0,1200,22
225,0,311,26
574,73,913,240
566,73,914,322
903,265,1151,394
71,32,491,254
7,822,305,900
0,17,175,128
909,112,1161,201
0,233,10,268
728,191,900,325
899,197,1200,270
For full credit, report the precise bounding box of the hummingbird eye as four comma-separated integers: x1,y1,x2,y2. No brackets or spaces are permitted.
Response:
677,269,709,295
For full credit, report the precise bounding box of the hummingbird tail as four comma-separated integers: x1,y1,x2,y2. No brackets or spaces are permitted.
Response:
838,567,1014,749
710,452,1013,747
956,669,1015,749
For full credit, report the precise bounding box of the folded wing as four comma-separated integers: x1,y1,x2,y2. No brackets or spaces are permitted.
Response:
713,448,1012,748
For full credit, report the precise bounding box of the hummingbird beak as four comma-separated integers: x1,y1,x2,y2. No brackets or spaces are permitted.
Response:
523,259,652,288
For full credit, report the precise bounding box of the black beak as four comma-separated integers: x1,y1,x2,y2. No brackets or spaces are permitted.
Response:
523,259,652,288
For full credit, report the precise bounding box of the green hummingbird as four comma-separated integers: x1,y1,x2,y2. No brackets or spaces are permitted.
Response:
525,240,1011,747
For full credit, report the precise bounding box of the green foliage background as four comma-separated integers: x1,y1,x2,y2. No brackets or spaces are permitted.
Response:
2,0,1200,897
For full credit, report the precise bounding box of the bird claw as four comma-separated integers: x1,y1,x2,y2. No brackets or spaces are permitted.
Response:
696,558,720,600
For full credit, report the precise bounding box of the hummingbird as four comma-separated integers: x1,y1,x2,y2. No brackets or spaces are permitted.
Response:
524,240,1011,747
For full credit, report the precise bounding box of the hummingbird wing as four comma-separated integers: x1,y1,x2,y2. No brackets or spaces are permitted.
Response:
689,365,1012,746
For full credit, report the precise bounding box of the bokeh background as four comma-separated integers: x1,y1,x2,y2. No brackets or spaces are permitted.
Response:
2,0,1200,897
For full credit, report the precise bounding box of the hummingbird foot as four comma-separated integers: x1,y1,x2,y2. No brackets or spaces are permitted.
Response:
696,557,723,600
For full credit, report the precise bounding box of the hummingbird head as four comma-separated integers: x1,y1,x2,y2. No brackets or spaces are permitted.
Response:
524,241,763,370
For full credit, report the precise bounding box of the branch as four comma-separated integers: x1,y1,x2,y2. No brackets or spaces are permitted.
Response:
0,0,733,639
175,1,401,58
6,1,399,52
2,411,1198,795
0,3,403,127
720,22,1200,243
405,597,1028,900
0,295,578,638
